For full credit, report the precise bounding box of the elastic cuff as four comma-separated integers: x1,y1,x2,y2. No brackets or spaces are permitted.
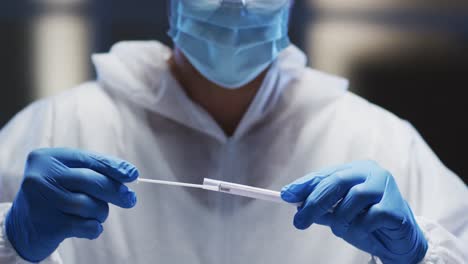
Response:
0,203,31,263
415,216,467,264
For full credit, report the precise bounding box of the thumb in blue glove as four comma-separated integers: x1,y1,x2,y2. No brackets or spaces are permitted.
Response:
281,161,428,264
5,148,139,262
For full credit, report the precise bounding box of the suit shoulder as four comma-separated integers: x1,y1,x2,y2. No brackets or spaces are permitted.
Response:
50,82,120,121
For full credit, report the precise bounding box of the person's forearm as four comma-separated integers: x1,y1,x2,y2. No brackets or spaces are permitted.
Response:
0,203,63,264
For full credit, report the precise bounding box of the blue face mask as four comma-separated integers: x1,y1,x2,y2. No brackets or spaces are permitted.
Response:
169,0,291,89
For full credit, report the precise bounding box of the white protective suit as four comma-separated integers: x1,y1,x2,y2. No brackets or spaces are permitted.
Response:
0,41,467,264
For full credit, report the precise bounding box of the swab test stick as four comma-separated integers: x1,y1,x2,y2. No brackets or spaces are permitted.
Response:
138,178,302,207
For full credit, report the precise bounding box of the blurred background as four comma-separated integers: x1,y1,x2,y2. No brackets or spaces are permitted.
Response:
1,0,467,183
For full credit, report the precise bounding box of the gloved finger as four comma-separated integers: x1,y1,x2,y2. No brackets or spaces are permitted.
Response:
349,203,404,235
331,176,386,228
59,168,137,209
281,164,349,203
292,168,366,230
55,192,110,223
314,212,334,226
64,216,104,240
329,185,383,237
45,148,139,183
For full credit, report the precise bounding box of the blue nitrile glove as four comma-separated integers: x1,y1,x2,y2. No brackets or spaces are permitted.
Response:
281,161,428,264
5,148,139,262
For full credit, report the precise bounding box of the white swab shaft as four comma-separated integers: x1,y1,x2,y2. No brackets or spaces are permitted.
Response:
137,178,204,189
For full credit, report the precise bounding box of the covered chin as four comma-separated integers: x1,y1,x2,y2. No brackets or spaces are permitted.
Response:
199,63,270,89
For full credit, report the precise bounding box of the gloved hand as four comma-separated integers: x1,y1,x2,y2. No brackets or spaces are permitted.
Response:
281,160,428,264
5,148,139,262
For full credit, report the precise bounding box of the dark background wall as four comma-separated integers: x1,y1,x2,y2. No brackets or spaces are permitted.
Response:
0,0,467,183
0,1,33,127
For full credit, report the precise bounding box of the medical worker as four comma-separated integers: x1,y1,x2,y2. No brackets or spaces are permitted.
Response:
1,0,467,263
